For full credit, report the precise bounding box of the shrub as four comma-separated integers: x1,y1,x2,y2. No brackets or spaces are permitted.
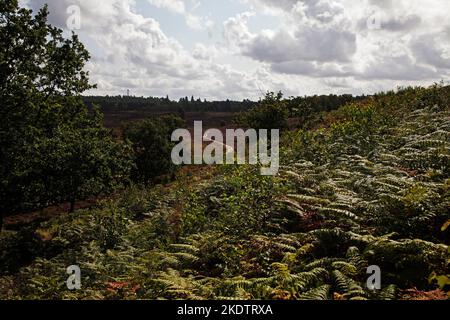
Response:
123,114,185,184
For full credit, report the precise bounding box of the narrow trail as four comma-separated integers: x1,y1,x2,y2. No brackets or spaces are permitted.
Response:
203,131,235,154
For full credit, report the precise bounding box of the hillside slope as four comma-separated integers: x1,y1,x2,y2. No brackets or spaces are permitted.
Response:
1,85,449,300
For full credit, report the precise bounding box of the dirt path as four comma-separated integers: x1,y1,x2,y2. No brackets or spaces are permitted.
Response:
3,199,100,229
203,131,235,154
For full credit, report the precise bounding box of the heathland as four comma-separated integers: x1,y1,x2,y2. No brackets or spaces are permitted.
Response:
0,1,449,300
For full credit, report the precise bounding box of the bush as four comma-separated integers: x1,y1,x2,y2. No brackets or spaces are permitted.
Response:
235,92,289,130
123,114,185,184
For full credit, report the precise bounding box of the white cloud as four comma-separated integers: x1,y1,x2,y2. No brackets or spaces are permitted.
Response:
26,0,450,99
147,0,186,14
192,43,219,61
229,0,450,90
147,0,214,31
223,11,256,54
245,27,356,63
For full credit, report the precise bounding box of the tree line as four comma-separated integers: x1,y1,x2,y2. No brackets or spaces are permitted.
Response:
82,95,256,114
83,93,367,118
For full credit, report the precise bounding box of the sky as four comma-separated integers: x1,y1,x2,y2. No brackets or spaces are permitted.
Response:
22,0,450,100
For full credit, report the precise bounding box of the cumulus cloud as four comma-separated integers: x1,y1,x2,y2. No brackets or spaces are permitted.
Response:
223,12,255,49
26,0,450,98
272,61,354,78
359,55,438,81
229,0,450,87
245,27,356,63
411,35,450,70
147,0,214,31
245,0,298,12
225,0,357,78
148,0,186,14
192,43,219,61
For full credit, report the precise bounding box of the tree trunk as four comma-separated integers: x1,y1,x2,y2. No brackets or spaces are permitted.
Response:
69,199,76,213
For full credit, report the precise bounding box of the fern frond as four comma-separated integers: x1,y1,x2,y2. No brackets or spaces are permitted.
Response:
299,284,331,300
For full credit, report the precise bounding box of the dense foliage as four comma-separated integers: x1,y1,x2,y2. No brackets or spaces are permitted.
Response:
123,115,186,184
0,1,132,227
83,95,256,114
286,93,367,126
83,93,366,124
0,1,448,301
1,84,448,300
234,92,289,130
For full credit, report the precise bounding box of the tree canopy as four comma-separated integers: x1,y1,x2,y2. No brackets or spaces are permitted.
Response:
0,1,131,229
